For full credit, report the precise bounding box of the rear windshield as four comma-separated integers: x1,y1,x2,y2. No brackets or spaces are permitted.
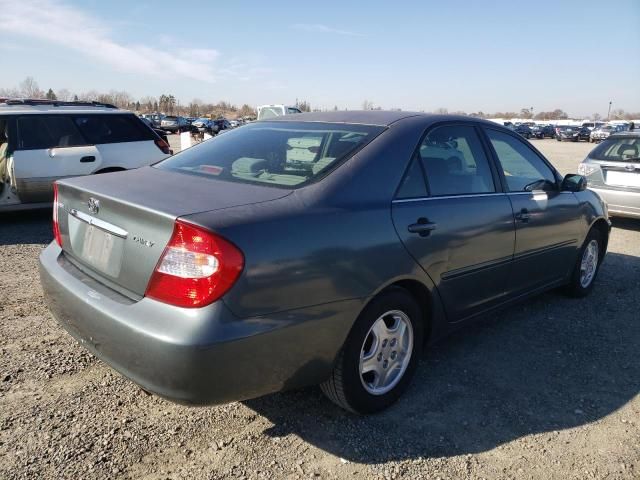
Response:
589,137,640,162
155,121,385,188
258,106,285,120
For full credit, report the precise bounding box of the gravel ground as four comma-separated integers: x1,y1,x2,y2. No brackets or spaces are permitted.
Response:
1,140,638,479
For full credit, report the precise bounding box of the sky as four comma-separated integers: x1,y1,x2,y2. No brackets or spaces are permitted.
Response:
1,0,639,117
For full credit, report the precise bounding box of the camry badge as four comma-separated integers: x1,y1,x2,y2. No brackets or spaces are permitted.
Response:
87,197,100,214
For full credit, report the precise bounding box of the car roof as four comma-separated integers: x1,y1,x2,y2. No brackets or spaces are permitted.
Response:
0,99,128,115
610,130,640,138
261,110,493,127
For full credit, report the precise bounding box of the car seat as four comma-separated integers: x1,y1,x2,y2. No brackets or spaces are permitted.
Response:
619,144,638,160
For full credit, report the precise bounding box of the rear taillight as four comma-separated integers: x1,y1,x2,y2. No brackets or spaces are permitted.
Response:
154,138,171,155
52,182,62,247
145,220,244,308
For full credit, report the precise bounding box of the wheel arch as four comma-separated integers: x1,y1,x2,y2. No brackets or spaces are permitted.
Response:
93,167,126,174
590,217,610,258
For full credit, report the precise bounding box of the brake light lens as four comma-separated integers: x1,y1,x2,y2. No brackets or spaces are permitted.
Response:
52,182,62,247
154,138,171,155
145,220,244,308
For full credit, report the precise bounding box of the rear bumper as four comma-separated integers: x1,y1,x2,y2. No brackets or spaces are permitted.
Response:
590,186,640,219
39,243,359,404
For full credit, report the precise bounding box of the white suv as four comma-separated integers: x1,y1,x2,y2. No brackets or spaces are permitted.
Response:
0,100,171,211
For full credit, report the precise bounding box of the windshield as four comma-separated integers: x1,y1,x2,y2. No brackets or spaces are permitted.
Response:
589,137,640,162
155,121,385,188
258,106,285,120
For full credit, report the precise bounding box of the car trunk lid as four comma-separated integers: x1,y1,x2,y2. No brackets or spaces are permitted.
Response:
55,167,290,298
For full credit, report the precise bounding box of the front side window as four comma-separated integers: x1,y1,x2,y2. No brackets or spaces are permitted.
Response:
486,129,557,191
16,115,86,150
156,121,385,188
418,124,496,196
74,114,154,144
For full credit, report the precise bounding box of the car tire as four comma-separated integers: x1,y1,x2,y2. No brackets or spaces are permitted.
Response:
557,137,562,142
320,288,424,414
565,228,603,298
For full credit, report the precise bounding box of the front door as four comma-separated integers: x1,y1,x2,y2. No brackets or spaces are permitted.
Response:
484,128,581,295
392,123,515,323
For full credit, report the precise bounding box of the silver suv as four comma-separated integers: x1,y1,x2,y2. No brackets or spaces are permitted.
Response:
0,99,171,211
579,129,640,218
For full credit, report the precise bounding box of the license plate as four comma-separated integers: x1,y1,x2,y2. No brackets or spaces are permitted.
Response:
606,171,640,188
67,215,124,277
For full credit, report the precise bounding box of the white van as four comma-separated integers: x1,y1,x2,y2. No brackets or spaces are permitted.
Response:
0,100,171,211
257,104,302,121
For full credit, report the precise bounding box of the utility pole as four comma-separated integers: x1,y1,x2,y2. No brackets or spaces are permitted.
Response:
607,101,612,121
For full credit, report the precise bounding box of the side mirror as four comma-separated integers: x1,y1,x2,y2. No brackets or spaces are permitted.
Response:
561,174,587,192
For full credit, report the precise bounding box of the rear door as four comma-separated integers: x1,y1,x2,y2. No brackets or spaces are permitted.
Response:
12,114,101,203
483,128,581,295
73,114,167,169
392,123,515,323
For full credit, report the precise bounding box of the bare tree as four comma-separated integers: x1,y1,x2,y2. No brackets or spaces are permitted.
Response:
435,107,449,115
20,77,44,98
592,113,602,121
56,88,73,102
362,99,374,110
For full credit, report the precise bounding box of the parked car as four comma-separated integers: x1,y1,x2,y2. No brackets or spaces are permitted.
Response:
40,112,609,413
590,125,619,143
514,124,533,139
139,117,170,144
160,115,190,133
582,122,605,131
540,124,556,138
579,129,640,218
0,99,171,212
228,120,239,128
211,118,231,133
529,125,545,139
556,125,586,142
191,117,215,133
257,105,303,120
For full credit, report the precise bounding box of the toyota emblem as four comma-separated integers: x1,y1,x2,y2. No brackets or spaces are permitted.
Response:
87,197,100,214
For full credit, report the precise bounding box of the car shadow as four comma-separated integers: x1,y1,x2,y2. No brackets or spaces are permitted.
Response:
611,217,640,231
0,209,52,246
244,251,640,463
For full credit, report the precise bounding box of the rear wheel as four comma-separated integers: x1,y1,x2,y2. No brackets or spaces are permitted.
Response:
320,288,424,414
565,228,603,297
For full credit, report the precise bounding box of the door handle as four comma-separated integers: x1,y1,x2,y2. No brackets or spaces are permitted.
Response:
515,208,530,223
80,156,96,163
408,218,437,237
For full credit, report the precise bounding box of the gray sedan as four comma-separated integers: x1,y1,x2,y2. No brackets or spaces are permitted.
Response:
39,112,610,413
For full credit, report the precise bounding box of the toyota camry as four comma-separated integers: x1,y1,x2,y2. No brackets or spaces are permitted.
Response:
39,111,610,413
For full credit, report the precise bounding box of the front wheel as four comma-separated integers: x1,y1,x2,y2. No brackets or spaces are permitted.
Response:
320,288,424,414
565,228,604,297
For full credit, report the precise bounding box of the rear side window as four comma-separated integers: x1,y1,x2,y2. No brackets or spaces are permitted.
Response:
418,124,496,196
589,138,640,162
156,121,385,188
16,115,86,150
396,157,428,199
73,114,154,144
